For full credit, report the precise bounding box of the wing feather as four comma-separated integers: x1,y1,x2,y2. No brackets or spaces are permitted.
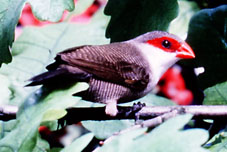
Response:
48,43,150,90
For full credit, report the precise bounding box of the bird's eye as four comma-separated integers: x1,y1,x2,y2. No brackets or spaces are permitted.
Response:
162,40,171,48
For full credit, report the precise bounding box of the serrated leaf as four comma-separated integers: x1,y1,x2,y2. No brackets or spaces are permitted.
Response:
82,120,135,139
131,114,209,152
104,0,179,42
61,133,94,152
0,0,27,66
0,82,87,152
0,9,109,151
68,0,94,17
185,5,227,89
98,128,147,152
203,81,227,105
28,0,75,22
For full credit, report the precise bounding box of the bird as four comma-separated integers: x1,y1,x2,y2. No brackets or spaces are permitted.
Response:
27,31,195,116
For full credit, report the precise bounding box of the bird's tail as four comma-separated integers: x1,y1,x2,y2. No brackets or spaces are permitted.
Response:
26,69,68,86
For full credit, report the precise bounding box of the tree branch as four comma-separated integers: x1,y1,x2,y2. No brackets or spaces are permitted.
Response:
0,105,18,121
138,105,227,119
1,105,227,122
93,106,227,151
93,110,185,152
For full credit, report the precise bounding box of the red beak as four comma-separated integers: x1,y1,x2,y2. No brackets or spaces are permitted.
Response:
176,42,195,59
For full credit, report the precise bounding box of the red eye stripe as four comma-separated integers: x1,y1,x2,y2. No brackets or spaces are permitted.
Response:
147,37,181,53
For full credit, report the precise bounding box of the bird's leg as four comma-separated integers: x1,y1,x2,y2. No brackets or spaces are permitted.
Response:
105,99,118,117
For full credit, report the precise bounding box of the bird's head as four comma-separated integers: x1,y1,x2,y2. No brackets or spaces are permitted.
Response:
133,31,195,59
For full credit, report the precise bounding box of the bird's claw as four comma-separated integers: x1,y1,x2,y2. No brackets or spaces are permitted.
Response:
132,102,146,121
118,102,146,121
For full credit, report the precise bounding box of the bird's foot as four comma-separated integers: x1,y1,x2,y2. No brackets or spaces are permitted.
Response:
118,102,146,121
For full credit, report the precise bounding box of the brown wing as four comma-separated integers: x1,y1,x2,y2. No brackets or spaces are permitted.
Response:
47,43,150,90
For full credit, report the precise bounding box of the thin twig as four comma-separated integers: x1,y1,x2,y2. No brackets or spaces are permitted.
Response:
140,109,179,128
93,110,181,152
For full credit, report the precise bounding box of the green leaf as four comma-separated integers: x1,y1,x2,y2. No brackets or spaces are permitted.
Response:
205,130,227,152
186,5,227,89
137,93,175,106
0,0,27,66
28,0,75,22
0,82,87,152
0,8,109,106
32,136,50,152
61,133,94,152
98,128,147,152
0,120,18,140
131,115,208,152
0,74,11,104
98,115,209,152
119,93,175,107
68,0,94,16
104,0,179,42
82,120,135,139
42,109,67,122
203,81,227,105
0,9,109,151
49,148,62,152
169,1,200,39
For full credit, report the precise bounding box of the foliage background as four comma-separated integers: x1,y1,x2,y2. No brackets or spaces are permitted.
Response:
0,0,226,151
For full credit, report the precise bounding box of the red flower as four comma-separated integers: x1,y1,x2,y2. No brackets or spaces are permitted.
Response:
158,66,193,105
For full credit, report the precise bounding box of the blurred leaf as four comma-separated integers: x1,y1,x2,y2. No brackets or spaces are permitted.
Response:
203,81,227,105
82,120,135,139
32,136,50,152
0,120,18,140
50,148,62,152
0,82,88,152
98,115,209,152
169,1,200,39
137,93,175,106
104,0,179,42
0,0,26,66
186,5,227,89
120,93,175,107
42,109,67,122
0,74,11,104
0,8,109,106
61,133,94,152
98,128,147,152
129,114,208,152
28,0,75,22
74,99,105,107
73,0,93,15
205,130,227,152
66,0,94,19
0,8,109,151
